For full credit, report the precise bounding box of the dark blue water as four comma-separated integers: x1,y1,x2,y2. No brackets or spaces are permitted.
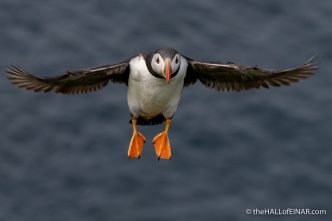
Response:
1,0,332,220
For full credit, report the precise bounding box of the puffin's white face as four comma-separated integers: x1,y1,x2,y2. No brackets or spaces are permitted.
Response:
151,53,181,83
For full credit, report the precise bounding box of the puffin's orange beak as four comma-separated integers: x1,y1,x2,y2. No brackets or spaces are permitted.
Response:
164,60,172,84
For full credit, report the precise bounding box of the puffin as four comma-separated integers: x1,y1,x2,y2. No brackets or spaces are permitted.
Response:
6,48,318,160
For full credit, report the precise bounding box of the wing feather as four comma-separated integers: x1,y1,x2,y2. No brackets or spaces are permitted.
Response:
6,61,130,94
184,56,319,91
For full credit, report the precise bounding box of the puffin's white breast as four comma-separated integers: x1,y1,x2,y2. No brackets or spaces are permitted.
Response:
127,54,187,119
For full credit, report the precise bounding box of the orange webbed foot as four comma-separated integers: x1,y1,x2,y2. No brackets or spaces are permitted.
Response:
128,118,145,159
128,131,145,159
153,132,171,160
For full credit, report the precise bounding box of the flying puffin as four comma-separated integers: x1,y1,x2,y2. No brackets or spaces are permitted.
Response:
6,48,318,160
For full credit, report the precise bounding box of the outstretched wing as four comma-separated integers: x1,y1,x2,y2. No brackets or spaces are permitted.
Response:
184,56,319,91
6,61,130,94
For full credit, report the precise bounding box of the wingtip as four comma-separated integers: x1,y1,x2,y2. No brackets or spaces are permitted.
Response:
6,64,19,71
5,65,19,78
6,65,23,74
5,65,30,81
307,55,320,68
295,55,319,76
5,64,16,74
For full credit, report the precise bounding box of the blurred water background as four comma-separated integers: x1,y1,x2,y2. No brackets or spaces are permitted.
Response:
1,0,332,220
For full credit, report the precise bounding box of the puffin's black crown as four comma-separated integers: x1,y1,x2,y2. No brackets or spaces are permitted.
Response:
155,48,178,59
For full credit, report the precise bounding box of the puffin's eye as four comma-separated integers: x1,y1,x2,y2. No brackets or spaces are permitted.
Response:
175,57,179,64
156,57,160,64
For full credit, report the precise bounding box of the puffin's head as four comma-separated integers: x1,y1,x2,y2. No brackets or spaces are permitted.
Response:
151,48,181,83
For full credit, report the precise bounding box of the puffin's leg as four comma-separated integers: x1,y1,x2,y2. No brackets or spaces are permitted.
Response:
153,118,172,160
128,118,145,159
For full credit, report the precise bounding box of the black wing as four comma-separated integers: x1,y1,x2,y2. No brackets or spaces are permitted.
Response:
6,61,130,94
184,56,319,91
